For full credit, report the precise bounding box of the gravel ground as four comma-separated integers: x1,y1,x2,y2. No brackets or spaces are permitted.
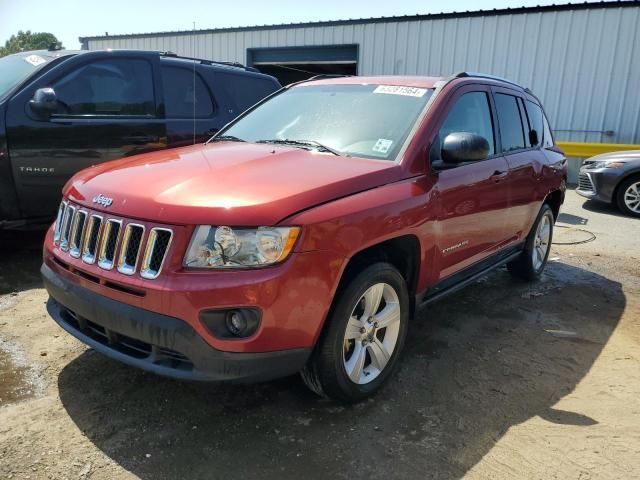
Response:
0,189,639,480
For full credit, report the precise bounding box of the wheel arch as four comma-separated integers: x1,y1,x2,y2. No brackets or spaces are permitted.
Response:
612,170,640,204
333,234,421,310
543,188,564,220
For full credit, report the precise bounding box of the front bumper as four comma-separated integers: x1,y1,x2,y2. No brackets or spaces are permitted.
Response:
42,262,311,382
575,167,620,203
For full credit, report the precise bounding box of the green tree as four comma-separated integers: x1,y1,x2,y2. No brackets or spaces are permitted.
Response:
0,31,63,57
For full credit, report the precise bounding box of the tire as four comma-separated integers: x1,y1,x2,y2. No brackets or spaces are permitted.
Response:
301,262,410,403
615,175,640,218
507,203,554,281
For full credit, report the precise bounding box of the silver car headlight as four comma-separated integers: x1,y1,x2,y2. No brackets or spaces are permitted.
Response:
183,226,300,269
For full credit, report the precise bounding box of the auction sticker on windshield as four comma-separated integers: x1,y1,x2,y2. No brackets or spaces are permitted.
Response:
372,138,393,155
373,85,428,97
24,55,47,67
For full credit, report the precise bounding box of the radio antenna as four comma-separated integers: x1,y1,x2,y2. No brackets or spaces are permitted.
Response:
192,21,196,145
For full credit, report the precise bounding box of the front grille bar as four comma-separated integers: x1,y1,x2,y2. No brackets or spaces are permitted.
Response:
82,215,103,264
140,228,173,279
69,211,88,258
59,205,76,251
117,224,145,275
53,201,67,245
97,219,122,270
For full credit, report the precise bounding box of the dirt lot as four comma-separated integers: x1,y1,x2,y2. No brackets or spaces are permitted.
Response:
1,190,639,480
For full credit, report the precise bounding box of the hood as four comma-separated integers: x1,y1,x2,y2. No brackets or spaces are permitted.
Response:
65,142,401,226
585,150,640,163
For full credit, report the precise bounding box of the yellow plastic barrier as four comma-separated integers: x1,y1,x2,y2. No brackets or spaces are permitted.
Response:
556,142,640,158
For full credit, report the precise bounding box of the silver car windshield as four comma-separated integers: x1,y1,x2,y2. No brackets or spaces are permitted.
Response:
221,84,434,160
0,53,50,101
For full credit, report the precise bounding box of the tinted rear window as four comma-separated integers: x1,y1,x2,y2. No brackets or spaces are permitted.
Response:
495,93,526,152
215,72,279,114
525,100,544,147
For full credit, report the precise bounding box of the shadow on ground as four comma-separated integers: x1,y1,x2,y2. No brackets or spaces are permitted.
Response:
580,198,629,218
58,262,624,479
0,230,45,295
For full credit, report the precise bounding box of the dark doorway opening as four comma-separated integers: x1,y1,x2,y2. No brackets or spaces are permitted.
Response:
247,45,359,84
254,62,357,84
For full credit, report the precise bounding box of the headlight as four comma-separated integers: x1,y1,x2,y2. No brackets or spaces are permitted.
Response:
589,160,625,169
183,226,300,269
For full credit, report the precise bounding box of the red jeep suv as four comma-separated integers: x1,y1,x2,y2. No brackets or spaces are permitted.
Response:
42,73,566,402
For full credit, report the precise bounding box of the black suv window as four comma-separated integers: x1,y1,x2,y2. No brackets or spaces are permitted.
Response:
436,91,495,157
495,93,526,152
161,66,214,118
53,59,155,116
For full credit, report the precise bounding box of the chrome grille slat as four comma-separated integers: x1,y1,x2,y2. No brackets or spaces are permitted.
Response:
60,206,76,251
53,201,67,245
140,228,173,279
69,211,88,258
98,219,122,270
117,224,145,275
82,215,103,264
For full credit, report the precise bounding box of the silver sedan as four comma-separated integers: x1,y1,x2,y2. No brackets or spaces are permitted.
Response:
576,151,640,217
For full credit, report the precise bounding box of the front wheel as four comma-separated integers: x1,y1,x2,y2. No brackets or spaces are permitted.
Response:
616,175,640,218
301,263,409,403
507,204,554,281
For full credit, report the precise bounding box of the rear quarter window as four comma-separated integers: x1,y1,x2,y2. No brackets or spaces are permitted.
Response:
214,72,279,114
161,65,214,118
525,100,544,147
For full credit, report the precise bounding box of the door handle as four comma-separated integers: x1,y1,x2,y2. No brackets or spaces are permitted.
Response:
490,170,508,182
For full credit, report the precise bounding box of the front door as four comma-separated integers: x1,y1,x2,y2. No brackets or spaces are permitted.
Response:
6,53,167,220
430,86,511,280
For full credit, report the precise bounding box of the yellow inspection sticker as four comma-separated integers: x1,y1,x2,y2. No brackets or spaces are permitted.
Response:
373,85,428,97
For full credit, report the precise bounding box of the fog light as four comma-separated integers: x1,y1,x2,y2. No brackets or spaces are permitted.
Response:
200,308,261,339
226,311,247,336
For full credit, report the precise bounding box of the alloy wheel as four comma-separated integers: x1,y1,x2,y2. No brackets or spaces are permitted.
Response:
342,283,401,384
623,181,640,214
532,213,551,271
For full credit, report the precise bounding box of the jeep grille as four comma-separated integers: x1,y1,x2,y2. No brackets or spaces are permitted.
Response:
53,201,173,280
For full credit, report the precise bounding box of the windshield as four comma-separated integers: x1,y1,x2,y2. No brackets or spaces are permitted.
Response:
0,53,50,100
222,84,433,160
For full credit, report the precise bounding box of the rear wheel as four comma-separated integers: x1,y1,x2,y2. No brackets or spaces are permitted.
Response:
507,204,554,281
616,175,640,218
301,263,409,403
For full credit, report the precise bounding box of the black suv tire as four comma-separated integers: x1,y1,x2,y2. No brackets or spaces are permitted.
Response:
301,262,409,403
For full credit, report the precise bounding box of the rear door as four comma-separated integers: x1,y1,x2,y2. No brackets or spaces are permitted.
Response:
492,87,548,242
6,52,166,219
431,85,512,280
160,62,222,147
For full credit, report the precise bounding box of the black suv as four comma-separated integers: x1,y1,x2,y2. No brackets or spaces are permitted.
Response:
0,48,280,229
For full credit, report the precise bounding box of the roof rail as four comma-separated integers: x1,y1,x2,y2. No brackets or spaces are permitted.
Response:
159,51,255,71
455,71,526,90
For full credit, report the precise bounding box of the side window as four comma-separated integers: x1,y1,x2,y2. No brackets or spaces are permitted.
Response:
494,93,526,152
524,100,544,147
53,59,155,116
161,65,214,118
434,91,495,159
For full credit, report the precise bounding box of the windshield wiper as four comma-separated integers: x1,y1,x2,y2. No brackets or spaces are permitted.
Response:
256,139,342,156
208,135,245,143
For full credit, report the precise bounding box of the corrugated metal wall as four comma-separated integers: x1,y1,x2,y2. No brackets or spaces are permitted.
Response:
85,5,640,144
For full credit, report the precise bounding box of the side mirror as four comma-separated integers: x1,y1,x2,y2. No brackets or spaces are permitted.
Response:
441,132,490,164
29,87,58,117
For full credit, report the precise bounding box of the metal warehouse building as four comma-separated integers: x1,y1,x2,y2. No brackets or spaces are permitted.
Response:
81,1,640,153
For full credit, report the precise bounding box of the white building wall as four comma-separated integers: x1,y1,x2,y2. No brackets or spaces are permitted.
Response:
85,5,640,144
